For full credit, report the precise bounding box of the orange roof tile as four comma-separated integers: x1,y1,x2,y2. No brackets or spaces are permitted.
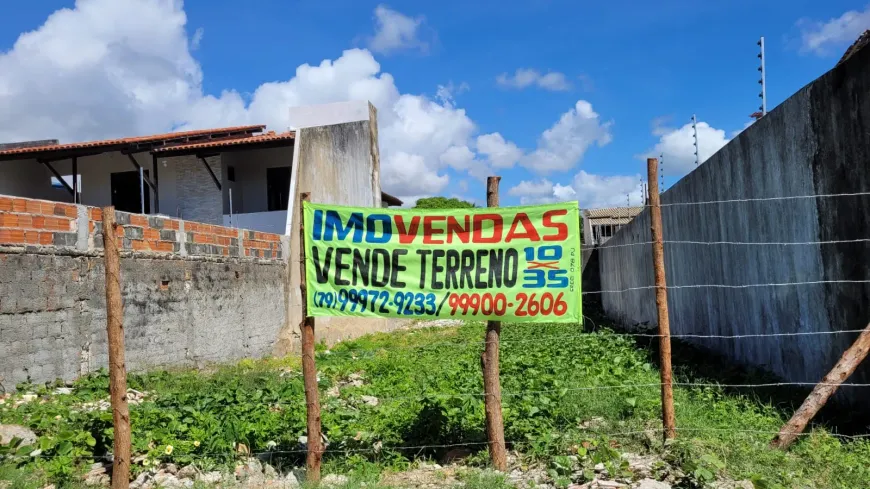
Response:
152,131,295,154
0,125,266,158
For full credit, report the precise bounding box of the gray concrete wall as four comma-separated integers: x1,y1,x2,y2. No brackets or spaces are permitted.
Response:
0,253,287,388
598,45,870,407
277,103,408,355
0,194,292,388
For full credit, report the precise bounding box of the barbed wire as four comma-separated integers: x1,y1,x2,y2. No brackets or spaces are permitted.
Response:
582,279,870,295
15,427,870,463
311,326,870,364
598,237,870,250
357,381,870,405
584,190,870,213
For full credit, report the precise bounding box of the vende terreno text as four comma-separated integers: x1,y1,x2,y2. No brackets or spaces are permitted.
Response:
302,202,582,323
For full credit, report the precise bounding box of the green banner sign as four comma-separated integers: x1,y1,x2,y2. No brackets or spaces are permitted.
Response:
302,201,582,323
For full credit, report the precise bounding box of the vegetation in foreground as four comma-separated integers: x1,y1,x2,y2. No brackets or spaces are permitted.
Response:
2,317,870,488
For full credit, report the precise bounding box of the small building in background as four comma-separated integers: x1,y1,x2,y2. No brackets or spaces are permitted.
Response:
0,101,408,385
0,101,395,235
381,192,403,207
582,206,643,246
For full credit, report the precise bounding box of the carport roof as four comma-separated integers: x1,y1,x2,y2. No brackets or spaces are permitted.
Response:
0,125,266,161
152,131,295,157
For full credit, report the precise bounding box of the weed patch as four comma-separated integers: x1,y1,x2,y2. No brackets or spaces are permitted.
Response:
2,318,869,487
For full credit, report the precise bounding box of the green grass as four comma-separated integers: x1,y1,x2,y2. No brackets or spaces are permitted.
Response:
2,316,870,488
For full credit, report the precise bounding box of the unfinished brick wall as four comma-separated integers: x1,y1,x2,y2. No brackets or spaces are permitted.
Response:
0,197,78,247
0,195,286,261
0,194,291,388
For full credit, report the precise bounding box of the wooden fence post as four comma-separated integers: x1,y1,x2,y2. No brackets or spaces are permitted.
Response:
771,322,870,449
298,192,323,481
483,176,508,471
646,158,677,440
102,207,131,489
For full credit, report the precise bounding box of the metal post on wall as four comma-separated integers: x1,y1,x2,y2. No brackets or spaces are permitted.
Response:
139,166,145,214
659,153,664,193
692,114,699,167
229,188,234,228
151,154,160,214
758,36,767,117
72,156,78,204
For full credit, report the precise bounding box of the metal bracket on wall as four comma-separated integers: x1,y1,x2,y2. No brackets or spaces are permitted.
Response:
126,154,157,191
198,156,222,191
38,158,74,196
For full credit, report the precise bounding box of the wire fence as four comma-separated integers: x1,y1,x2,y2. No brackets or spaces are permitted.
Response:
7,181,870,487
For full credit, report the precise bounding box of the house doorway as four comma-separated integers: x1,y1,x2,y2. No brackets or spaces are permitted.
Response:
111,170,150,214
266,166,291,211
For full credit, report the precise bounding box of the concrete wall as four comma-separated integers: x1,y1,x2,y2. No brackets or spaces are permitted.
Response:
0,254,286,387
0,195,289,388
277,102,404,354
598,44,870,407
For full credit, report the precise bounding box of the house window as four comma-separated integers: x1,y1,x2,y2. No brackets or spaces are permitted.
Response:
227,166,236,182
111,170,150,214
266,166,291,211
50,175,82,200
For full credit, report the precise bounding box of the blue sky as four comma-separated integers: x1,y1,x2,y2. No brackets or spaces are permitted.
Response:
1,0,867,207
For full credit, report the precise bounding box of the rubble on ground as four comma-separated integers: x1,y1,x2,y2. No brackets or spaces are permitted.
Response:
0,424,37,446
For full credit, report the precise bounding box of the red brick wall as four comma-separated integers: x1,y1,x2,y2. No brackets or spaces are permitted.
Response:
0,196,77,247
0,195,286,262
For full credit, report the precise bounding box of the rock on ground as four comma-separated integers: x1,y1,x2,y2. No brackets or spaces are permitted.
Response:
235,458,264,480
380,463,458,488
198,472,222,484
283,472,301,488
710,481,754,489
321,474,349,487
635,479,671,489
177,465,198,480
0,424,37,446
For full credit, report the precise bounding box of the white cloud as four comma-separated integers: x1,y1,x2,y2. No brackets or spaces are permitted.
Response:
641,119,729,176
476,132,523,169
521,100,612,173
507,179,555,198
552,183,577,200
0,0,202,143
0,0,614,203
507,171,643,208
440,145,476,169
191,27,204,50
570,171,644,208
368,4,428,55
798,6,870,55
496,68,571,91
435,81,469,107
0,0,473,202
381,152,450,195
